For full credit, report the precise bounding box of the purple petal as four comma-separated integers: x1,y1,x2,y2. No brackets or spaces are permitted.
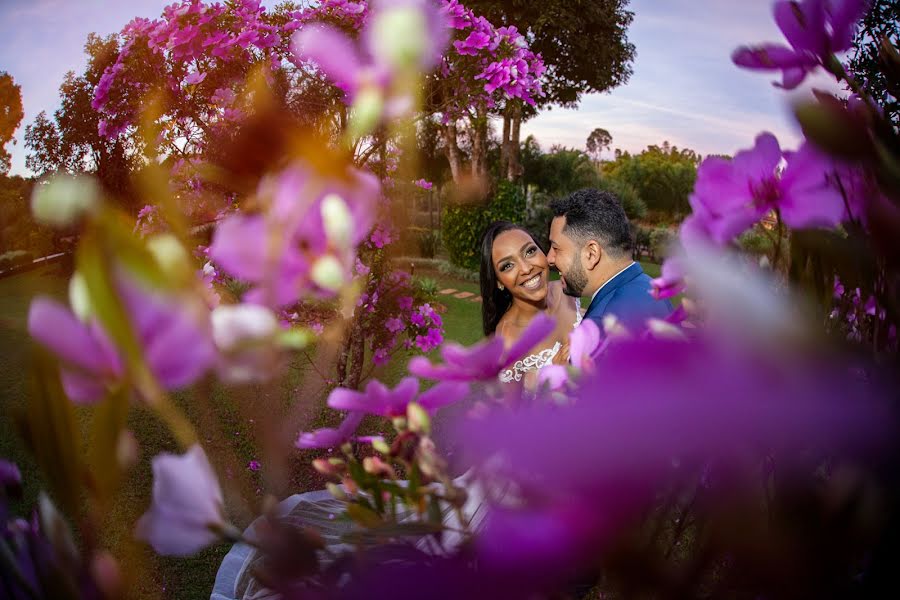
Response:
28,298,121,377
778,143,846,228
417,381,470,413
826,0,870,52
502,313,557,369
296,412,364,449
292,25,362,91
570,319,602,367
60,369,110,404
733,132,782,184
209,215,270,281
774,0,827,55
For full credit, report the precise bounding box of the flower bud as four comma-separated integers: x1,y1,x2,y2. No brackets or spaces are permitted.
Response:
312,459,336,476
211,304,278,352
326,482,347,500
311,255,346,292
349,85,384,140
363,456,397,479
31,174,101,228
370,6,428,71
147,234,190,281
341,477,359,495
321,193,353,250
406,401,430,435
68,272,93,322
372,438,392,455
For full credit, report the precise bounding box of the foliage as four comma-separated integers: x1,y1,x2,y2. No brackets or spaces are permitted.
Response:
0,71,24,174
520,137,600,196
597,175,646,221
24,35,140,205
586,127,612,162
436,258,479,283
738,226,777,257
0,174,57,256
602,141,700,219
466,0,635,108
846,0,899,127
441,180,525,270
647,227,674,262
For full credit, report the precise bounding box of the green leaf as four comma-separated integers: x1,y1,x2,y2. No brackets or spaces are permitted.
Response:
20,349,84,522
85,386,130,506
346,503,384,528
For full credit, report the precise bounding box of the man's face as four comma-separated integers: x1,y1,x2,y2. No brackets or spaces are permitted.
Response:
547,216,589,297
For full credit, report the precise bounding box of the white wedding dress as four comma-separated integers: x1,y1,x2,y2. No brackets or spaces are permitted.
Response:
498,297,581,384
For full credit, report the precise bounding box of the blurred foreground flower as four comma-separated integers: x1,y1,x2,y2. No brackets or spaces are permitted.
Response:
136,445,229,556
410,312,555,381
209,162,380,306
732,0,870,88
28,274,215,404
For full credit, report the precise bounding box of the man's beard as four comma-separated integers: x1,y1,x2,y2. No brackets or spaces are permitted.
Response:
562,258,588,297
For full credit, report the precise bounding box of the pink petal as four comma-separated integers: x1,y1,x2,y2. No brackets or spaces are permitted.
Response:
292,25,362,91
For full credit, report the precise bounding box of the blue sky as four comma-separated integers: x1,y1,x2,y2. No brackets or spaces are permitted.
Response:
1,0,848,176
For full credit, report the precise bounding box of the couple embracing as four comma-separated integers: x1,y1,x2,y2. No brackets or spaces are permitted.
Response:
480,188,672,387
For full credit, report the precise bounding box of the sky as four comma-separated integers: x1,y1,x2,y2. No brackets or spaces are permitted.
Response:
0,0,849,176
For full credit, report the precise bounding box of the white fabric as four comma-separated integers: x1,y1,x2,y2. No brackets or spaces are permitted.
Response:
497,296,581,383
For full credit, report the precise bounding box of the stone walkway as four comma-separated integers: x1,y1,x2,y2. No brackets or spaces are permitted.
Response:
438,288,482,303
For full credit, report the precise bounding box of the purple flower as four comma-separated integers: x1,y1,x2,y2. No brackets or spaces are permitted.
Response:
457,334,889,574
0,459,22,498
569,318,603,370
247,460,261,472
327,376,469,418
732,0,870,89
373,347,390,365
385,317,405,333
687,133,845,245
409,313,555,382
209,162,379,306
28,275,216,404
296,412,364,449
292,0,448,127
136,445,225,556
414,178,434,190
650,255,687,300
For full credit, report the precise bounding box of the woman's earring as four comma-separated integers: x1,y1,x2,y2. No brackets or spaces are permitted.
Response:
498,284,505,291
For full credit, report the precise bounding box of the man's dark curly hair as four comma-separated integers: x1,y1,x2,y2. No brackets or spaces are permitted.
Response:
548,188,632,257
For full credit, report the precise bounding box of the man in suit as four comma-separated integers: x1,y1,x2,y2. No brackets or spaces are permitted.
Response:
547,188,672,333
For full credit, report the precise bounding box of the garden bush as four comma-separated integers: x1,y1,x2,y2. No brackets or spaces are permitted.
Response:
649,227,675,262
441,181,525,271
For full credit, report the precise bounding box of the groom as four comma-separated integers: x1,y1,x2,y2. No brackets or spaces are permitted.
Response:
547,188,672,333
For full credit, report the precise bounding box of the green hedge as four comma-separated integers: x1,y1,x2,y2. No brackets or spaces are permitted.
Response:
441,182,525,271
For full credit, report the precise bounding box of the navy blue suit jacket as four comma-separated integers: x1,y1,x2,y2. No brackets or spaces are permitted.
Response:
584,263,672,332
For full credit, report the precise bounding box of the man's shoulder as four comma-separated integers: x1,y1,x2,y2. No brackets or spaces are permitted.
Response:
601,275,671,323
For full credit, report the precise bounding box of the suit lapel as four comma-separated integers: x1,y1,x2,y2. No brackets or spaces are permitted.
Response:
585,263,643,318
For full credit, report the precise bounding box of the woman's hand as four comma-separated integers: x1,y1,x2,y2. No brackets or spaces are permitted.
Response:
553,342,570,366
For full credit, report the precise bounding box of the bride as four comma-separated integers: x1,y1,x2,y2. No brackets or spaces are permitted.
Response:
479,221,580,387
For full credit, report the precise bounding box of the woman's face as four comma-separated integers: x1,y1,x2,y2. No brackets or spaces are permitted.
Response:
491,229,549,302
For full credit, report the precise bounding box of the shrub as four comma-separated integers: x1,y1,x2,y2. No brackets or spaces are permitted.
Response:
598,177,647,221
415,228,441,259
412,276,440,301
436,259,479,283
739,227,775,257
649,227,675,262
441,181,525,271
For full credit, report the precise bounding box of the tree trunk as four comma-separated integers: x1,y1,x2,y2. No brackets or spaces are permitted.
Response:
470,106,488,179
500,107,511,177
507,104,522,182
442,121,464,183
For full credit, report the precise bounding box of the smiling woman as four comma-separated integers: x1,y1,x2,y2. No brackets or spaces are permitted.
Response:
478,221,580,388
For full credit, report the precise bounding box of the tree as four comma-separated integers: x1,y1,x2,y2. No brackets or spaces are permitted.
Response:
0,72,24,174
846,0,899,127
24,34,140,203
467,0,636,180
586,127,613,163
602,141,700,219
